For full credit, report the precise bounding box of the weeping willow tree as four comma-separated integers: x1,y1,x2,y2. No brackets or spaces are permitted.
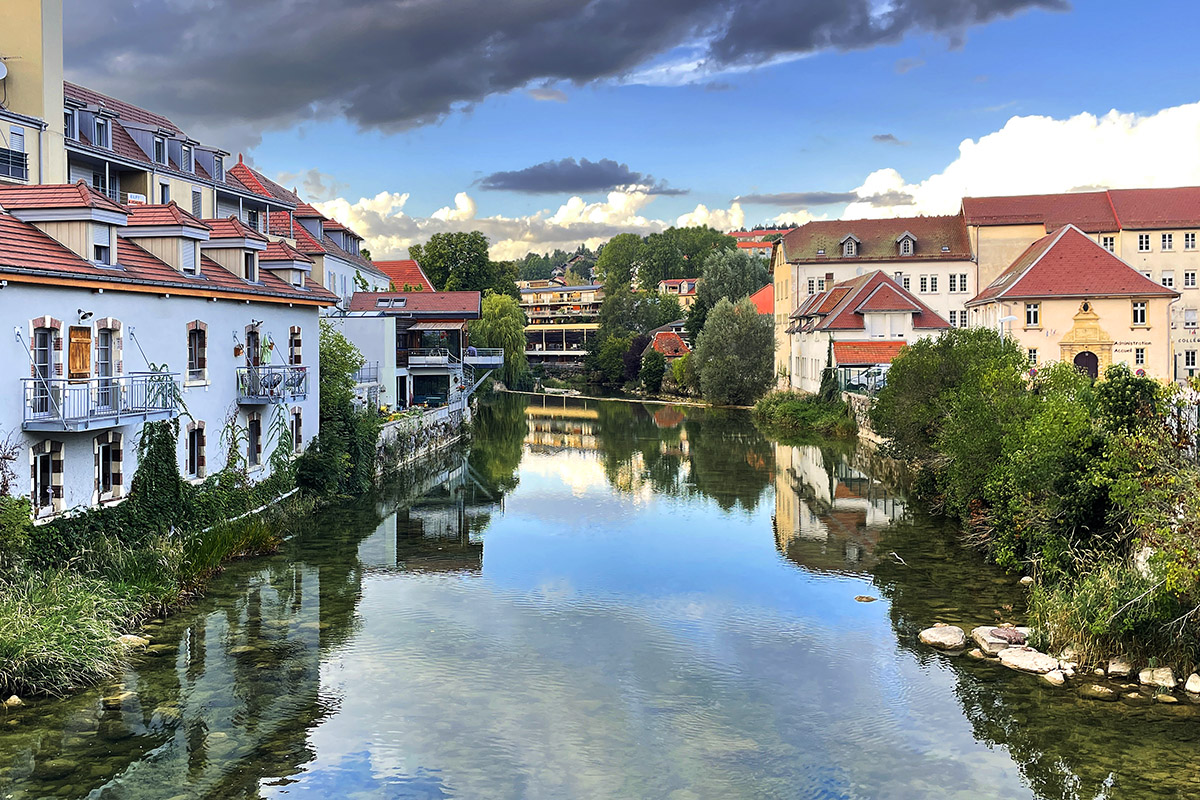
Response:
469,292,528,387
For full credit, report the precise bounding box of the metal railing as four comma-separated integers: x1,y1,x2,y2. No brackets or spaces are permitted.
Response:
22,372,181,430
0,148,29,181
838,367,888,397
354,361,380,384
403,348,455,367
463,348,504,368
236,365,308,403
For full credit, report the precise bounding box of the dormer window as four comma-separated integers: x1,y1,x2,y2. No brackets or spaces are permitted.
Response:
92,223,112,265
900,238,913,256
64,109,76,141
154,136,167,165
843,240,856,257
181,145,193,173
213,155,224,181
243,252,258,283
94,118,110,149
181,241,198,275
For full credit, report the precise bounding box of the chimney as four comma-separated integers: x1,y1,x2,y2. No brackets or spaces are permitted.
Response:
825,272,834,285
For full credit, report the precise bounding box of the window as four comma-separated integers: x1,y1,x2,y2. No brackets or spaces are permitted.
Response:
806,278,815,295
1132,301,1147,326
243,252,258,283
1139,234,1151,252
181,145,193,173
180,240,197,275
191,189,203,218
187,423,206,478
899,238,913,256
949,273,967,293
901,275,910,291
1187,350,1197,369
288,326,302,365
1186,271,1197,288
341,274,348,297
1162,233,1174,251
1135,348,1145,367
1162,271,1175,288
154,136,167,165
929,276,938,292
213,155,224,181
1025,303,1040,327
93,118,109,149
1028,348,1038,366
1101,235,1115,252
246,209,260,232
91,172,108,197
843,240,856,257
919,276,929,293
32,446,53,512
92,223,112,265
159,182,170,204
64,109,76,140
291,409,303,452
949,310,958,327
816,278,826,292
1141,271,1152,280
95,327,114,410
1186,233,1197,250
247,415,262,467
187,325,207,382
95,433,122,498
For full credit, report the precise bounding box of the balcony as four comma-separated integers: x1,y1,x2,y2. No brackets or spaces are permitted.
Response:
0,148,29,182
404,348,454,368
353,361,380,384
236,365,308,404
463,348,504,369
22,373,181,432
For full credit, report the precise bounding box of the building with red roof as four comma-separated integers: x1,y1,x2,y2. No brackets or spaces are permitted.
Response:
786,270,948,394
748,284,773,315
967,225,1178,380
376,259,434,292
658,277,700,308
643,331,691,361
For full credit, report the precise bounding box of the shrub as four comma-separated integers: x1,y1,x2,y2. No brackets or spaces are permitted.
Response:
640,349,666,393
753,391,856,438
694,297,773,405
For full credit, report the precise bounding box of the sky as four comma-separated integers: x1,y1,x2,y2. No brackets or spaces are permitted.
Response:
63,0,1200,261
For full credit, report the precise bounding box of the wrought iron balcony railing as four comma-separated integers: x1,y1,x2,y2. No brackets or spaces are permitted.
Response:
236,365,308,404
22,372,181,431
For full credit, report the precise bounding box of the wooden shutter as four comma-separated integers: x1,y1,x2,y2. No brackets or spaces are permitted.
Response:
69,326,91,380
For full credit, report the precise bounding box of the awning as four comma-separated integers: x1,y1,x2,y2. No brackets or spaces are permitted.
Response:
410,320,467,331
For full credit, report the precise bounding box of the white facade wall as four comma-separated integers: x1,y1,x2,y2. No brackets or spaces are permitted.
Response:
6,283,321,517
792,259,977,329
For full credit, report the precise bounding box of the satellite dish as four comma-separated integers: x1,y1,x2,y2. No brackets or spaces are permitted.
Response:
0,61,8,81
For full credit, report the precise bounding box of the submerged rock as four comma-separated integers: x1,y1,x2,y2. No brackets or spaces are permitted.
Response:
971,626,1011,656
1107,657,1133,678
1079,684,1119,702
966,648,987,660
1041,669,1066,686
1139,667,1177,689
117,634,150,650
1122,691,1150,705
1019,576,1035,586
918,625,967,650
997,647,1059,674
100,691,135,710
1185,673,1200,694
1155,693,1180,704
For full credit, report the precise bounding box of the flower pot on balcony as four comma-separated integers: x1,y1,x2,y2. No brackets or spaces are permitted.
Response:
234,344,244,357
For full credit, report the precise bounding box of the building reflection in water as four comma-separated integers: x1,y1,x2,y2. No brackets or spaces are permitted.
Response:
773,442,907,576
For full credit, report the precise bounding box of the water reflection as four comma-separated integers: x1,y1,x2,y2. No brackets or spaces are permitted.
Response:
4,395,1200,799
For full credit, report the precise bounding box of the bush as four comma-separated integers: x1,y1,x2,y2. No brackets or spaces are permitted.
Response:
753,391,856,438
694,297,773,405
640,349,666,393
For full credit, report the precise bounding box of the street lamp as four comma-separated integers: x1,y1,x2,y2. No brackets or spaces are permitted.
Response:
997,315,1017,338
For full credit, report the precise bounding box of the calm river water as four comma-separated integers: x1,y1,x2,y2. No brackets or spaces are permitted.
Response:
2,394,1200,799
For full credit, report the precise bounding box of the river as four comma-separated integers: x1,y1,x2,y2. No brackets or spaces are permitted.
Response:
2,394,1199,799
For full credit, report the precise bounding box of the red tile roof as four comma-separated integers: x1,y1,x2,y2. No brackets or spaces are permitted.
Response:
65,82,181,133
125,202,210,230
748,283,773,314
261,240,313,264
375,259,434,291
294,202,324,218
728,229,793,238
648,331,691,358
0,210,334,306
780,215,970,262
1108,187,1200,230
0,181,126,214
737,241,774,249
797,271,949,331
968,224,1179,305
204,216,268,242
963,187,1200,233
348,291,481,316
833,341,908,366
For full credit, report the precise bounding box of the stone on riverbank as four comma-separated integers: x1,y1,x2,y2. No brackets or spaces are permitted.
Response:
1041,669,1066,686
1155,693,1179,704
3,695,22,708
918,625,966,650
117,635,150,650
971,626,1010,656
1019,576,1034,586
1122,691,1150,705
1107,657,1133,678
1078,684,1119,702
967,648,986,660
1184,673,1200,694
100,691,135,710
998,646,1059,674
1139,667,1176,689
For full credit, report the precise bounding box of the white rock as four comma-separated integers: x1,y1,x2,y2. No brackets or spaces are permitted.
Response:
1185,673,1200,694
1139,667,1177,689
1019,576,1034,586
1079,684,1118,701
1156,693,1179,704
1041,669,1066,686
3,695,22,708
117,634,150,650
998,647,1060,675
1107,657,1133,678
970,626,1011,656
918,625,967,651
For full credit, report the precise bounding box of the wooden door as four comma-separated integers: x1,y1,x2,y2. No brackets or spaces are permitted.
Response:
69,326,92,381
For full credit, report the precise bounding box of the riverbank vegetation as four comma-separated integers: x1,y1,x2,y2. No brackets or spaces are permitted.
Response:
871,328,1200,670
753,368,857,438
0,319,383,697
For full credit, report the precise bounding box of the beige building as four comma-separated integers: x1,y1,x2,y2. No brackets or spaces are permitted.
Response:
772,214,973,385
518,281,604,363
964,187,1200,380
967,225,1178,380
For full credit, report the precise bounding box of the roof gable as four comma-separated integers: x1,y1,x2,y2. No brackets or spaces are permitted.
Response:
376,259,434,291
809,271,949,331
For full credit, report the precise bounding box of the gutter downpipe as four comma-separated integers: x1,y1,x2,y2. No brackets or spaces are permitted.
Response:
1168,294,1183,383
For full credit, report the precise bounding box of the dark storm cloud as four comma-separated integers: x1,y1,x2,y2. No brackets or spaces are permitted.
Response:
736,191,859,206
479,158,686,195
63,0,1069,147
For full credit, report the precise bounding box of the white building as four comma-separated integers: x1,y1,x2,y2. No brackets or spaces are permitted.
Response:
0,182,335,518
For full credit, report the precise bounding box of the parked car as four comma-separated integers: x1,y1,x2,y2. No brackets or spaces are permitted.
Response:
862,364,890,392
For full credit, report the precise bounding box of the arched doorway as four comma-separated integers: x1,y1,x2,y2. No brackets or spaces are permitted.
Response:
1074,350,1099,379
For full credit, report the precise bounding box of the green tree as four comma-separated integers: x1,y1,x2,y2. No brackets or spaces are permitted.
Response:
600,287,683,338
671,352,698,396
469,292,529,387
637,233,685,290
640,348,666,393
694,297,774,405
595,233,643,292
409,231,517,296
664,226,736,277
686,248,770,339
597,335,632,386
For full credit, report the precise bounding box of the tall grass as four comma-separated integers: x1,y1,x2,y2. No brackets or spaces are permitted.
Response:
753,390,857,438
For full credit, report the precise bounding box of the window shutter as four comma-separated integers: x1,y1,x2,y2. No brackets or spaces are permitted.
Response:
181,241,196,274
191,190,202,218
68,326,92,379
9,127,24,153
92,223,109,247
